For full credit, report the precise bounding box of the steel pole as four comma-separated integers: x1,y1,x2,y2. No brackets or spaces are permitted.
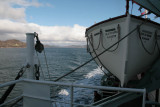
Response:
70,84,73,107
26,33,35,79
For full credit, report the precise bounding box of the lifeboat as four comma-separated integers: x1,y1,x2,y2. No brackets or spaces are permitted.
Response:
85,14,160,86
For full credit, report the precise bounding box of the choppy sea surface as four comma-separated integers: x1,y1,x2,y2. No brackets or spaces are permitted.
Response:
0,48,104,106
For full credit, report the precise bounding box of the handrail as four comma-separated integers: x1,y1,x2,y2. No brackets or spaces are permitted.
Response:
23,79,146,107
0,95,22,107
0,79,22,88
23,79,145,93
0,79,147,107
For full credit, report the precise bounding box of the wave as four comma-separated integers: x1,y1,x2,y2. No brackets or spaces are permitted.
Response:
52,67,104,107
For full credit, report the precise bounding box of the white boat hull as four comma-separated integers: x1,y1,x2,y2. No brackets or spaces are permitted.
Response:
86,15,160,86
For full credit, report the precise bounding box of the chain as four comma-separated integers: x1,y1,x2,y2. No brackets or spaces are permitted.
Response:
34,64,40,80
16,64,29,80
36,51,46,80
17,68,24,78
0,65,29,104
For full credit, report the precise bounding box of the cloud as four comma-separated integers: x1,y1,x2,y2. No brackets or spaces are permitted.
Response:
0,0,86,46
0,0,42,7
0,0,43,22
0,2,25,22
0,19,87,46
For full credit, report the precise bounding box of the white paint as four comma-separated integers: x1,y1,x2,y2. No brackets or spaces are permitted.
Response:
26,33,35,79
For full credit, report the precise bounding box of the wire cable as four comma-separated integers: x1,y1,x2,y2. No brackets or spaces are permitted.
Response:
54,22,145,82
43,49,51,80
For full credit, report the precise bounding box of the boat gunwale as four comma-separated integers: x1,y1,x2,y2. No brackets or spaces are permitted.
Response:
86,14,160,32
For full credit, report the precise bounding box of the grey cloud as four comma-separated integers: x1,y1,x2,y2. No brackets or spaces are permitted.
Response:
0,20,86,46
0,0,44,22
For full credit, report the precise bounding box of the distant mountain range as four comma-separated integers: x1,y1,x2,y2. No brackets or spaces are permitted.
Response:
63,45,86,48
0,39,26,48
0,39,86,48
44,44,86,48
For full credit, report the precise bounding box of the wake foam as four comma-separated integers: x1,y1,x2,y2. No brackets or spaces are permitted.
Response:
58,89,69,96
53,67,104,106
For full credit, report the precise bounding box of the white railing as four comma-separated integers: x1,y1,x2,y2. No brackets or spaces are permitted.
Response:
0,79,146,107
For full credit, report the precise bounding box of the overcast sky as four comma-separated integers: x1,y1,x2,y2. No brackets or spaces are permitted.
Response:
0,0,159,46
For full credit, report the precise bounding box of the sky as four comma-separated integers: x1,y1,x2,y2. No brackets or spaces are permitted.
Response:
0,0,159,46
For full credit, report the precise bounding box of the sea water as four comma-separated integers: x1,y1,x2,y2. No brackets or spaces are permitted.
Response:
0,48,104,106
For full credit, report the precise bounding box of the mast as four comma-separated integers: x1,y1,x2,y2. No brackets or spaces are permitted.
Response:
26,33,35,79
126,0,129,15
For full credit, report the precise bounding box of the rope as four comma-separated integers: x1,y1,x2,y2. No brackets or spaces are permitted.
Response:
137,25,157,55
155,31,160,53
86,37,92,53
87,24,120,53
86,36,94,53
101,24,120,52
87,30,112,75
54,22,145,82
88,37,111,76
91,33,101,50
34,33,51,81
86,31,102,53
43,49,51,80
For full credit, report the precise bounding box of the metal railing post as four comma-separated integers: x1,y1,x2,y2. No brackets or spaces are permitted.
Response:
26,33,35,79
142,89,146,107
70,84,73,107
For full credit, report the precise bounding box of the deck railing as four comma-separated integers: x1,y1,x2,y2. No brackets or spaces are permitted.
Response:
0,79,146,107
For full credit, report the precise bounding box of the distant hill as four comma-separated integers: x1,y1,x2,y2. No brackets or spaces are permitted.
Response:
63,45,86,48
0,39,86,48
45,45,86,48
0,39,26,48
